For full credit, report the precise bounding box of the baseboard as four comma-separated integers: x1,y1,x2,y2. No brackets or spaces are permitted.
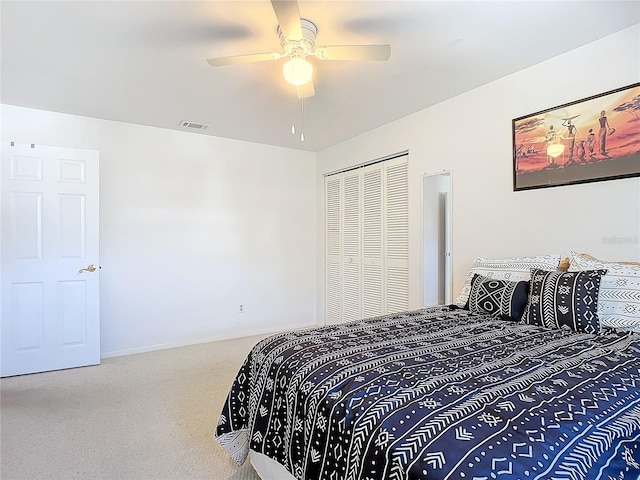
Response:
100,321,318,359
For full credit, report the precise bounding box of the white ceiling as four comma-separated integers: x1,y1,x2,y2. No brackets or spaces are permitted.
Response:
2,1,639,152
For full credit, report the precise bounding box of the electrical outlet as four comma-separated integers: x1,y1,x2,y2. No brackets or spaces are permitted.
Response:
239,304,244,313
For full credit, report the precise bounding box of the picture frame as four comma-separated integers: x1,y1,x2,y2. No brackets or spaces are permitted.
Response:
513,82,640,191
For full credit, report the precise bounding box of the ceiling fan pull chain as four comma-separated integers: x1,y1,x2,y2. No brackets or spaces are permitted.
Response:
291,86,296,135
300,96,305,142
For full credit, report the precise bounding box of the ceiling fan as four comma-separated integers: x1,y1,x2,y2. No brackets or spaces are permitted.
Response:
206,0,391,98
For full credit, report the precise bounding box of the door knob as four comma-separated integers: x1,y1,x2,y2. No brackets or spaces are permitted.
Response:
78,264,97,273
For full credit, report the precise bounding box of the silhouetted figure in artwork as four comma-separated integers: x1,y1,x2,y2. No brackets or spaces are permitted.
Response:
587,128,596,160
598,110,611,156
563,118,577,162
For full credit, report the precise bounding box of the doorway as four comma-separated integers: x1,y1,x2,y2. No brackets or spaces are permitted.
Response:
422,172,452,306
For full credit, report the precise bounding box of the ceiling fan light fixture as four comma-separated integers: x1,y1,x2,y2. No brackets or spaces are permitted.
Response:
283,57,313,86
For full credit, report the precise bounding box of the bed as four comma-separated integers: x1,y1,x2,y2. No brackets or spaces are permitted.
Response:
215,252,640,479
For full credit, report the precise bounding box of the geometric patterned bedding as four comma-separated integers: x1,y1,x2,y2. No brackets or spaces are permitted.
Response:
215,306,640,480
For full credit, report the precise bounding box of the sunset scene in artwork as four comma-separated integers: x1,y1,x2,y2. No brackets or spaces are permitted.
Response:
513,84,640,189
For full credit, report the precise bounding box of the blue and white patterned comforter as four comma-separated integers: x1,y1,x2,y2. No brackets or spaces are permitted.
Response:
216,306,640,480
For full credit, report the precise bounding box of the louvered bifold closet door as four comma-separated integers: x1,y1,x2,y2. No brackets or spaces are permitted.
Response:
342,172,362,322
384,157,409,314
325,176,342,324
325,154,408,325
362,164,383,318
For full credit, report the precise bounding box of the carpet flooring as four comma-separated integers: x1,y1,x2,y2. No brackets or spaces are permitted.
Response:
1,335,270,480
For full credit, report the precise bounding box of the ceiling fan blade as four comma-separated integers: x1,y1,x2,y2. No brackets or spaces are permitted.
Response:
271,0,303,41
296,81,315,99
314,45,391,61
207,52,282,67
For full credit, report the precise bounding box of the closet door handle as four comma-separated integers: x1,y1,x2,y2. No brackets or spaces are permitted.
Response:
78,264,97,273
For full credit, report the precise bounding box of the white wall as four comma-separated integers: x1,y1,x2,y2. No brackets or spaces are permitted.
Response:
316,24,640,322
1,106,317,356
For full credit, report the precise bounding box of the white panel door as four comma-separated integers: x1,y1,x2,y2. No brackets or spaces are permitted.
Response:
422,172,452,306
1,142,100,377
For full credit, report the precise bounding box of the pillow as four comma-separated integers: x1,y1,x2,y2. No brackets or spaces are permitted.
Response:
558,257,570,272
454,254,562,307
523,268,607,333
466,274,529,321
568,251,640,332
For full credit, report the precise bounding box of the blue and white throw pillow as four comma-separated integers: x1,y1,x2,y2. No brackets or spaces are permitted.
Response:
523,268,607,333
466,274,529,321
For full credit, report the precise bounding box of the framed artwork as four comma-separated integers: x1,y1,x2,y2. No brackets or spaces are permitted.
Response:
513,82,640,191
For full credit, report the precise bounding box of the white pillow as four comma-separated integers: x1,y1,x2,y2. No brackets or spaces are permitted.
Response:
568,251,640,332
455,254,562,307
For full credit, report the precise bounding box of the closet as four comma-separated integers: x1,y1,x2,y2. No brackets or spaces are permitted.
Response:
325,154,408,324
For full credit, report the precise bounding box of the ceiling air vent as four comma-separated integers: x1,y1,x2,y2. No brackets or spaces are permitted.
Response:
179,120,209,130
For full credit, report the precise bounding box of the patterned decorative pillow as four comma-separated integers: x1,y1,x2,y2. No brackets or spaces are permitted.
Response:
466,274,529,321
454,254,562,307
523,268,607,333
568,251,640,332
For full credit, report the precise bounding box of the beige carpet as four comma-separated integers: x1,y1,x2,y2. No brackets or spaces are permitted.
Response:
1,335,271,480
